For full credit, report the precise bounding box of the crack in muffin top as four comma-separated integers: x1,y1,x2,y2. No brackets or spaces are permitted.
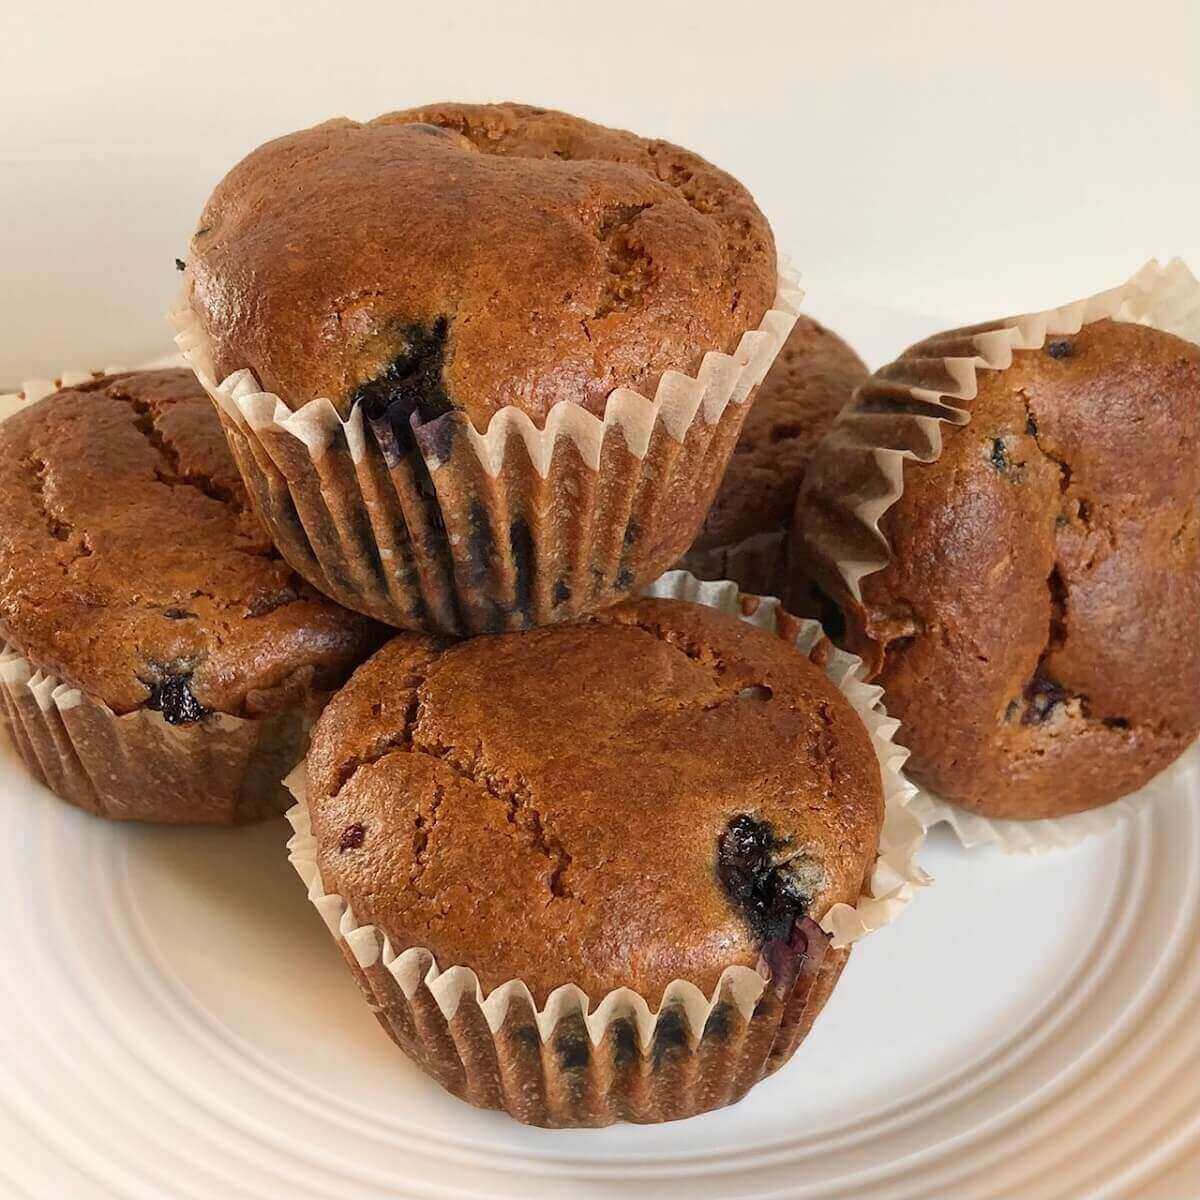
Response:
186,101,777,430
0,370,384,717
304,597,883,1005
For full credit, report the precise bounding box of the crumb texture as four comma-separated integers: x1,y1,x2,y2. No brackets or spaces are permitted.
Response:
0,371,383,715
305,597,883,1005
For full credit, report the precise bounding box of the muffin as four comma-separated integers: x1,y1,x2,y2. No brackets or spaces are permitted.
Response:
0,369,384,823
286,575,925,1127
173,101,799,635
794,262,1200,822
679,315,867,596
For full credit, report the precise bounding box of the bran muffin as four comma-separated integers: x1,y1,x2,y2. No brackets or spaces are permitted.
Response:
795,316,1200,821
680,315,867,596
177,102,795,636
295,594,886,1125
0,369,384,823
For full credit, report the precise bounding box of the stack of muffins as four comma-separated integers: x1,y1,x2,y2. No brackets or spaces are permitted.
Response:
0,100,1196,1129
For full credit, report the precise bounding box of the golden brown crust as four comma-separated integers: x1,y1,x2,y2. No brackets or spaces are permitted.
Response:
305,598,883,1005
830,320,1200,819
0,370,384,716
680,316,866,595
188,101,776,429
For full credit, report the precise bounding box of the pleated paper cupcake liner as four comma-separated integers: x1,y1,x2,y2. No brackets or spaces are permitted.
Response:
0,361,319,825
171,269,802,636
795,258,1200,852
283,570,928,1126
0,643,309,824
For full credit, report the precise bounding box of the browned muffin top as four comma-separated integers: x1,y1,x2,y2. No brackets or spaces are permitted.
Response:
305,597,883,1005
187,101,777,433
840,319,1200,818
681,317,866,597
0,370,384,719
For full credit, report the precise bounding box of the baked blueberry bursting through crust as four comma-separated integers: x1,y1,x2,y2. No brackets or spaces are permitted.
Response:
717,814,823,943
146,672,210,726
354,318,453,464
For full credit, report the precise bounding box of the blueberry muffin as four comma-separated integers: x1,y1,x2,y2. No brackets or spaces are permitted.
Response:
0,370,384,823
177,101,795,635
680,315,867,596
295,595,884,1125
795,316,1200,820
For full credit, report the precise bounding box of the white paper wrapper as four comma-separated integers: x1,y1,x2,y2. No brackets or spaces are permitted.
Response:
0,642,308,823
796,258,1200,852
283,570,927,1126
0,359,327,824
170,269,803,636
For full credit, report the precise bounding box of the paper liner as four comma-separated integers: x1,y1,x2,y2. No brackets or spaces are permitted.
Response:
0,642,310,824
283,570,927,1126
795,258,1200,852
0,360,320,825
170,269,803,636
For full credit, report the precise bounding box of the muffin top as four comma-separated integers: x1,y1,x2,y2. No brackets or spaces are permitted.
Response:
304,596,883,1005
0,370,383,719
808,319,1200,818
186,101,777,431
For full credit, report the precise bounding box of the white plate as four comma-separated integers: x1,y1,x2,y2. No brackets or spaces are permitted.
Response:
2,300,1198,1198
1,717,1199,1199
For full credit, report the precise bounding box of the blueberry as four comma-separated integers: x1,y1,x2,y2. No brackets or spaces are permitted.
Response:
717,814,818,943
355,319,453,465
1046,340,1073,360
146,674,209,725
1022,676,1069,725
339,823,367,852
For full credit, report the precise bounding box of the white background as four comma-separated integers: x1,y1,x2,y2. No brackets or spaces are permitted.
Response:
2,0,1198,384
1,3,1199,1196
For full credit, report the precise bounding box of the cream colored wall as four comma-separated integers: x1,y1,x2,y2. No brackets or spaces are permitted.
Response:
2,0,1197,380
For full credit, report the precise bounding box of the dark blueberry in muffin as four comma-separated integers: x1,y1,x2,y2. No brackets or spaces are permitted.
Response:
1022,675,1069,725
355,319,453,461
146,672,209,726
339,822,367,852
717,813,820,943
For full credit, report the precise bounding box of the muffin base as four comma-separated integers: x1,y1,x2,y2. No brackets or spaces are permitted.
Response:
0,643,310,825
172,271,802,635
678,529,788,599
283,571,926,1126
794,258,1200,847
